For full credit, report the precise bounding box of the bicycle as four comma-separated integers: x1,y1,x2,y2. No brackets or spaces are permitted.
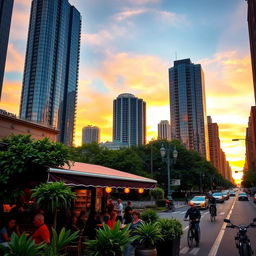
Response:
209,205,216,222
185,219,200,248
224,218,256,256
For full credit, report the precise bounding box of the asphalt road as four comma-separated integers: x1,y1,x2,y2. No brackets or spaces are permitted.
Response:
158,193,256,256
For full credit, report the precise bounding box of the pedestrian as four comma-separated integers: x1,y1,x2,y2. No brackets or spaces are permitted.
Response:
32,214,50,244
106,211,117,230
124,201,133,224
0,218,20,243
107,199,115,215
115,199,123,223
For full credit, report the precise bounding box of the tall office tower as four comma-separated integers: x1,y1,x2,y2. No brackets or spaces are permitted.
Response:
158,120,171,140
82,126,100,144
169,58,210,159
0,0,14,99
113,93,146,147
19,0,81,146
207,116,222,173
246,0,256,102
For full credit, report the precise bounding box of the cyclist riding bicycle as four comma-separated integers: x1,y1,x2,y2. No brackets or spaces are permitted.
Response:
208,194,217,216
184,203,201,246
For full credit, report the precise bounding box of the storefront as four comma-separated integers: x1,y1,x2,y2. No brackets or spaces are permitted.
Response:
47,162,157,215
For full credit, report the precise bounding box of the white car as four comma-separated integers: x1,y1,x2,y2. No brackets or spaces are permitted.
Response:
213,192,225,203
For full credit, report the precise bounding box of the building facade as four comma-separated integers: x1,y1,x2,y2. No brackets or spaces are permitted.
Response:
0,0,14,99
113,93,146,147
82,126,100,144
0,109,59,142
169,58,210,159
19,0,81,146
100,141,129,150
158,120,171,140
246,0,256,102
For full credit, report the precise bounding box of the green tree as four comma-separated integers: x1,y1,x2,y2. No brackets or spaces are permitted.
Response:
0,135,70,203
32,182,75,229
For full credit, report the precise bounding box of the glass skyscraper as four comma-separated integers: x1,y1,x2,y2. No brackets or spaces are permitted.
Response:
19,0,81,146
0,0,14,99
113,93,146,147
169,59,210,159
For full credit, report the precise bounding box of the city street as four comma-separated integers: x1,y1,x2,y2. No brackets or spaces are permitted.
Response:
159,195,256,255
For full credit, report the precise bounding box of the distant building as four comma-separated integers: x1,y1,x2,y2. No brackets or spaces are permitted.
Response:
100,141,129,150
0,0,14,99
158,120,171,140
207,116,222,173
0,109,59,141
246,0,256,103
169,58,210,159
82,126,100,144
113,93,146,147
19,0,81,146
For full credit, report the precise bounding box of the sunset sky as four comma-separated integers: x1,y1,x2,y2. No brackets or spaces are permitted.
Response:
0,0,254,177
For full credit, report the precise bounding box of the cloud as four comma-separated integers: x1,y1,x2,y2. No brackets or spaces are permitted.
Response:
4,44,24,73
114,9,147,21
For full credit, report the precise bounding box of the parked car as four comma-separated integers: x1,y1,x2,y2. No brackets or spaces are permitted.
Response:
253,194,256,204
188,196,209,209
222,190,230,200
213,192,225,203
229,190,235,197
238,192,249,201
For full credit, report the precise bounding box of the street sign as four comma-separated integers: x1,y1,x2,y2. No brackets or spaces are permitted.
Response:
171,179,180,186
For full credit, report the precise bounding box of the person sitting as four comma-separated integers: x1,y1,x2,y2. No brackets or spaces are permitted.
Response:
124,201,133,224
32,214,50,244
0,218,20,243
106,211,117,230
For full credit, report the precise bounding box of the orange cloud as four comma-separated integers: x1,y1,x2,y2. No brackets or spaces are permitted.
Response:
4,44,24,72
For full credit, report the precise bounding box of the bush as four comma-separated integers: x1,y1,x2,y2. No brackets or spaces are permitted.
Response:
141,209,159,223
150,188,164,200
157,218,183,240
156,199,166,207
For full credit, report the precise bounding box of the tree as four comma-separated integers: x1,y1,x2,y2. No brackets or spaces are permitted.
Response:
32,182,75,229
0,135,70,203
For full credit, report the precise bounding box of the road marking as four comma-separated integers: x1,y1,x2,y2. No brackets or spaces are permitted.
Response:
189,247,200,255
219,212,225,216
181,211,186,214
183,225,189,231
180,246,190,254
208,197,237,256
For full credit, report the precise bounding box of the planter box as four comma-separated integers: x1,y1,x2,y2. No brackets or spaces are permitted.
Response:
156,237,180,256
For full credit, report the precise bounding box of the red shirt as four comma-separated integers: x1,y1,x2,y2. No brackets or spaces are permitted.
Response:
32,224,50,244
107,219,116,230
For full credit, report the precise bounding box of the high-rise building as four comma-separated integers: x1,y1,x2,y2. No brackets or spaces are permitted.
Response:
19,0,81,146
0,0,14,99
158,120,171,140
207,116,222,173
169,58,210,159
82,126,100,144
113,93,146,147
246,0,256,102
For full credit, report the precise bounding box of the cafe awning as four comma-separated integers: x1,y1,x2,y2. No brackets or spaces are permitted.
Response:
47,162,157,189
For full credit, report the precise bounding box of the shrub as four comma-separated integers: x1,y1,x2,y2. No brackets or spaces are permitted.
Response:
150,188,164,200
156,199,166,207
141,209,159,223
157,218,183,240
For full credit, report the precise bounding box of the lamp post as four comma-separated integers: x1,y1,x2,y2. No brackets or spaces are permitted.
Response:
160,143,178,200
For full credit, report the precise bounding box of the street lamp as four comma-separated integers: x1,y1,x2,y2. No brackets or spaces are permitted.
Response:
160,143,178,200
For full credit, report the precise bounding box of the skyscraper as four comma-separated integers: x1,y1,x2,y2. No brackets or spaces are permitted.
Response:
19,0,81,146
0,0,14,99
158,120,171,140
169,58,210,159
113,93,146,147
82,126,100,144
246,0,256,102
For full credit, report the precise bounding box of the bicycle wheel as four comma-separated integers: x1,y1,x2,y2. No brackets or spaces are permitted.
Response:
187,228,194,248
239,242,252,256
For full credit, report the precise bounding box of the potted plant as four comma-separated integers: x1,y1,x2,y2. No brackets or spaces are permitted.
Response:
134,222,162,256
156,218,183,256
140,209,159,223
86,221,133,256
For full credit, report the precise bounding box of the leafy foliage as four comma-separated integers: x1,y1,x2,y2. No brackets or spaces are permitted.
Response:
242,169,256,188
157,218,183,240
135,222,162,249
43,228,79,256
0,232,45,256
141,209,159,223
86,222,133,256
150,187,164,200
0,135,70,203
